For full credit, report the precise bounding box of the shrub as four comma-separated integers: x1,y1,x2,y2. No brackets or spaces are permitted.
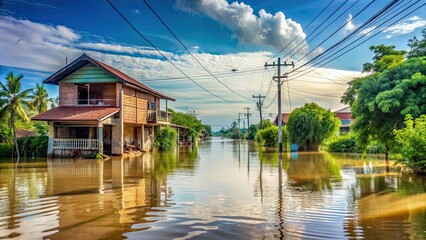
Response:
0,143,13,157
255,126,289,149
327,134,361,153
16,136,48,158
394,114,426,174
154,126,178,151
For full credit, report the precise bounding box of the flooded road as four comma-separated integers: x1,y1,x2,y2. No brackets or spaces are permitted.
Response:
1,137,426,239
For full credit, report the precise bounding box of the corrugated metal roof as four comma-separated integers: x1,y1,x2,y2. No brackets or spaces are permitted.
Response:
32,106,120,122
43,54,175,101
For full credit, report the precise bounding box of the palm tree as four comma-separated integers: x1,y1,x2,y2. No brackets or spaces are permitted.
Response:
49,96,59,109
32,83,48,113
0,72,33,159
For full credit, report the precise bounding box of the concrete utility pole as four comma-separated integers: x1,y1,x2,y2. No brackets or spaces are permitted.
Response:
265,58,294,153
237,113,242,129
244,107,251,129
253,94,266,129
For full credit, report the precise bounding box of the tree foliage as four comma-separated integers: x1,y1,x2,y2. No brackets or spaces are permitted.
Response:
407,28,426,59
394,114,426,174
287,103,340,150
31,83,48,113
169,109,205,138
362,44,406,73
342,57,426,155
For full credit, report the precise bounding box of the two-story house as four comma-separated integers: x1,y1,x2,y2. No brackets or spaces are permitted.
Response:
32,54,175,157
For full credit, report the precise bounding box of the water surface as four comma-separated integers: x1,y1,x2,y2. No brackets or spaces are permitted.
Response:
1,138,426,239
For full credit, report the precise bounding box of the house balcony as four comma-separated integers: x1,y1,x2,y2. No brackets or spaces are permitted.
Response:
53,138,100,150
147,109,172,124
60,97,118,106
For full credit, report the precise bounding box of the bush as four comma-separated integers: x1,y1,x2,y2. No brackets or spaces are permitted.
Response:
394,114,426,174
154,126,178,151
255,126,289,149
327,134,361,153
0,143,13,157
17,136,48,158
366,142,386,154
327,134,386,154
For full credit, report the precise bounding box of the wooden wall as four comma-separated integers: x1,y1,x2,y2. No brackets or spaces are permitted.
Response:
59,83,77,106
60,63,119,84
123,86,153,124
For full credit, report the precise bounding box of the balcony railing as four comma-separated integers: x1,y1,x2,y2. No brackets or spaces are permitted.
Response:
60,98,118,106
53,138,99,150
148,110,171,123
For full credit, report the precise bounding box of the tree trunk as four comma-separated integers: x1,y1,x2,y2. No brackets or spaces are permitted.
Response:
385,146,389,161
12,112,20,160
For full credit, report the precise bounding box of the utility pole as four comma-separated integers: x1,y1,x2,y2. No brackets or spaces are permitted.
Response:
253,94,266,129
265,58,294,153
237,113,242,129
244,107,251,129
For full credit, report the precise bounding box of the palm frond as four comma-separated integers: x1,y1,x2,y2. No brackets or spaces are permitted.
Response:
16,103,30,122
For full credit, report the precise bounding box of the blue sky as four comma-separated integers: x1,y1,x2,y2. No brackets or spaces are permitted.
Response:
0,0,425,130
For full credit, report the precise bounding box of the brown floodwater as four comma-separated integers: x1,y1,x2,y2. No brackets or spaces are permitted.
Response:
1,137,426,239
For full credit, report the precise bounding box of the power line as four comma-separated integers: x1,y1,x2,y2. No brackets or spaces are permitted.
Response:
284,0,354,61
290,0,423,80
291,0,418,78
143,0,254,102
105,0,232,102
267,0,337,62
293,0,377,66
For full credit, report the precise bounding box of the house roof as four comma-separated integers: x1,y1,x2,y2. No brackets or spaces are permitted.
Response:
273,113,290,125
32,106,120,122
16,129,36,138
43,54,175,101
334,106,351,113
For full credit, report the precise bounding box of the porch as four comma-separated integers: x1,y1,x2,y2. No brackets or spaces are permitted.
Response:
147,109,172,124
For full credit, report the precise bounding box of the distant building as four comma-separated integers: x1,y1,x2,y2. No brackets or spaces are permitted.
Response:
32,54,175,157
333,106,353,133
273,113,290,126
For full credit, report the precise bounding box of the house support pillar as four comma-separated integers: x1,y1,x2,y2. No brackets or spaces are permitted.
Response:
141,125,145,151
47,121,54,157
152,125,155,152
98,123,103,154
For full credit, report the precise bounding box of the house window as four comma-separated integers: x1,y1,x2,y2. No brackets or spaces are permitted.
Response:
148,102,156,110
77,84,104,105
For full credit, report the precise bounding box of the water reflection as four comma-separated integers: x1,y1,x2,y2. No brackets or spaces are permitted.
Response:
0,138,426,239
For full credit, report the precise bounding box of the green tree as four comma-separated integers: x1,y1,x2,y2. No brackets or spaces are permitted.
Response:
0,72,33,159
204,125,212,136
407,28,426,58
287,103,340,151
342,57,426,159
31,83,48,113
246,124,259,140
169,109,204,137
394,114,426,174
362,44,406,73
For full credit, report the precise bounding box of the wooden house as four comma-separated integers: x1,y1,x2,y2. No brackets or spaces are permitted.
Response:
32,54,175,157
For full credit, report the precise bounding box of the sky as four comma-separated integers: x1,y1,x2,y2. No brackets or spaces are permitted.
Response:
0,0,425,130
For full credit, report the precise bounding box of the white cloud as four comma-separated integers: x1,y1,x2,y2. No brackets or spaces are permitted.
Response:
0,15,362,129
175,0,308,56
343,14,357,35
383,15,426,39
359,26,376,36
131,9,141,14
